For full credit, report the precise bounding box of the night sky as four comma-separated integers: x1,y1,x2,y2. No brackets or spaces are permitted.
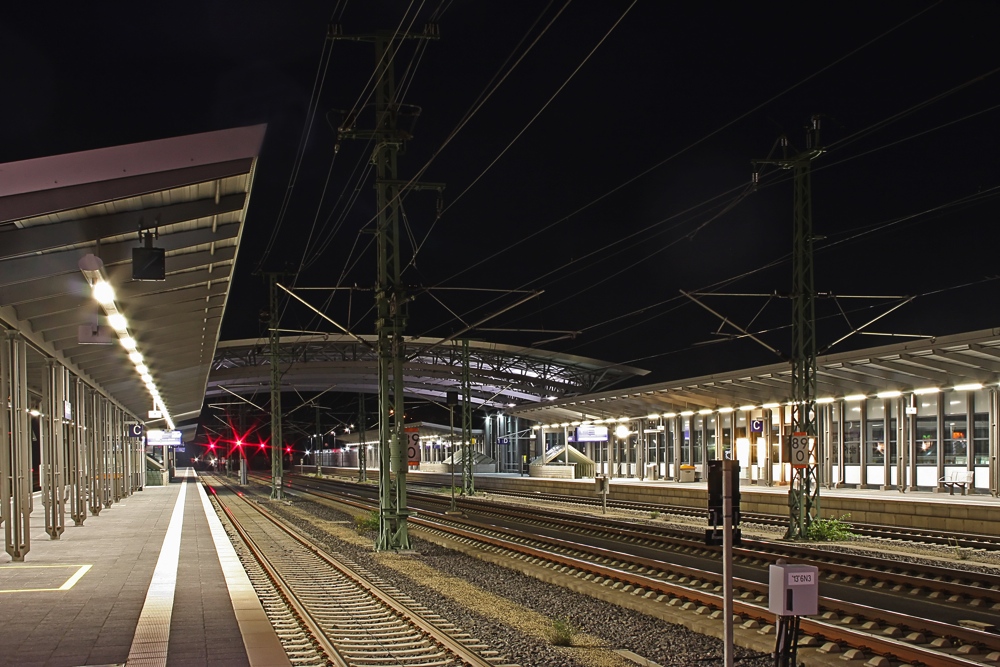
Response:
5,1,1000,391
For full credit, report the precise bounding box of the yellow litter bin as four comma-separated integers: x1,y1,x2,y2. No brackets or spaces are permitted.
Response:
679,465,696,482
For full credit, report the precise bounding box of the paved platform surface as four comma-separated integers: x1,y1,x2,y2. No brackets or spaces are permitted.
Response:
0,469,288,667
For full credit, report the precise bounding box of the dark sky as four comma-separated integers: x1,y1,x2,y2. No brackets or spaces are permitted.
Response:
5,1,1000,387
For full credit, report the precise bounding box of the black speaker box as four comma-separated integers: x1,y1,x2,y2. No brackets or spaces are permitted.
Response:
132,247,165,281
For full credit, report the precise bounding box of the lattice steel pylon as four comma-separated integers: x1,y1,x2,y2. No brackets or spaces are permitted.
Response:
268,273,284,500
461,339,474,496
335,26,439,551
357,393,367,482
754,117,823,539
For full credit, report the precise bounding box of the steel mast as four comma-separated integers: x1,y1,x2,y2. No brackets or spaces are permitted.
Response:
754,117,823,539
335,25,440,550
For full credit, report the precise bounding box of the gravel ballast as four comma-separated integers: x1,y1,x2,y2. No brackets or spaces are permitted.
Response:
240,484,774,667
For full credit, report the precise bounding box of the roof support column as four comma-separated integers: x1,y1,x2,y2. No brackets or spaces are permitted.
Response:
42,360,67,540
1,331,32,561
68,375,87,525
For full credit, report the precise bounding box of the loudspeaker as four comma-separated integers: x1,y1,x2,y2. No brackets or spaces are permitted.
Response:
132,247,165,281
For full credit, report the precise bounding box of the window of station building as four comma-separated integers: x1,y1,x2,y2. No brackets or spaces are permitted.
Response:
974,389,988,466
843,402,861,465
943,393,968,466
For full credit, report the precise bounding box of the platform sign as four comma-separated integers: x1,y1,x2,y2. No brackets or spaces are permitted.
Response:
789,432,812,468
126,423,144,438
497,437,510,445
750,419,764,433
147,429,182,446
405,428,420,467
575,425,609,442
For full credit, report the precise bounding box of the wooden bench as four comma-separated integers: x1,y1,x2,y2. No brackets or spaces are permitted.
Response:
939,470,974,495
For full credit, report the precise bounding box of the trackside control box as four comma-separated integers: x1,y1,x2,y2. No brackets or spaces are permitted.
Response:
768,563,818,616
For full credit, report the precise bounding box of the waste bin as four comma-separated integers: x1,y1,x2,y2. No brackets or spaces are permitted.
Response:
645,463,658,480
679,465,696,482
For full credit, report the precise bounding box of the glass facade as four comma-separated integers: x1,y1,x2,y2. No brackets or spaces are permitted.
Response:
943,394,967,466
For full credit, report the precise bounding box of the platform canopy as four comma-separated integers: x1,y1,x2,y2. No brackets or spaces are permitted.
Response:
0,125,266,439
207,334,649,409
510,327,1000,424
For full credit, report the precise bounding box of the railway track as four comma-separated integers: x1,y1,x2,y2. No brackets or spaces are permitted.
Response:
277,473,1000,667
202,474,514,667
459,486,1000,551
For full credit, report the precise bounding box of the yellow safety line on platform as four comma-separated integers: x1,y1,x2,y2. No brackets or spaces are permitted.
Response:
0,564,92,593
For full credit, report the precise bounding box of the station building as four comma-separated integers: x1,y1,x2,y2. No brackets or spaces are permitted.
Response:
507,328,1000,495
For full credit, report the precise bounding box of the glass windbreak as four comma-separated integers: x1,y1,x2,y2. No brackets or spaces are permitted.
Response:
681,419,691,464
829,404,840,466
693,419,704,464
974,389,988,466
915,394,937,464
843,416,861,464
706,417,717,461
943,394,967,465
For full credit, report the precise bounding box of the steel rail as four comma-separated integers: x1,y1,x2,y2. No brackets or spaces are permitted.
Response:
280,476,1000,666
205,481,349,666
447,495,1000,604
209,476,500,667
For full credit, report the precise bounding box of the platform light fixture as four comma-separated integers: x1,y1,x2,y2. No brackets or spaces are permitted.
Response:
876,390,902,399
662,412,677,418
953,382,983,391
697,408,712,415
844,394,866,402
680,410,694,416
913,387,940,395
815,397,835,404
79,253,173,431
717,406,734,413
762,402,781,409
646,413,660,420
739,405,756,411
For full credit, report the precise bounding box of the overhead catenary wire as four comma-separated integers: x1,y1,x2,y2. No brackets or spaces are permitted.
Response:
427,0,944,291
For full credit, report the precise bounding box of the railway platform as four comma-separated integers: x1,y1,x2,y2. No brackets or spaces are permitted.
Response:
0,469,288,667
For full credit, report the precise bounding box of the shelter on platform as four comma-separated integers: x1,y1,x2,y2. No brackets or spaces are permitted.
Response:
529,445,596,480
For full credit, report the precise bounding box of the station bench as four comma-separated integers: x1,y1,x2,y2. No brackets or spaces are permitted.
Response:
939,470,974,495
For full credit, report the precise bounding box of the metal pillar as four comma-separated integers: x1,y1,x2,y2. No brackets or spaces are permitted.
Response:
1,332,32,561
268,273,284,500
87,390,103,516
41,360,67,539
461,339,474,496
755,118,822,539
358,393,367,482
68,376,87,525
333,26,440,551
